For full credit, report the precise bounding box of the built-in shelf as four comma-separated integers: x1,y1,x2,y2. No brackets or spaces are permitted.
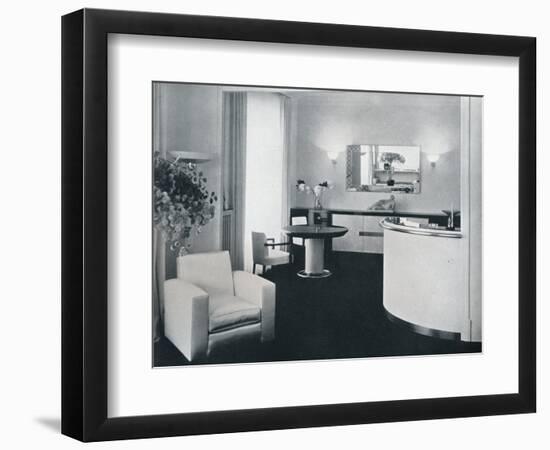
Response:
168,151,214,163
374,168,420,174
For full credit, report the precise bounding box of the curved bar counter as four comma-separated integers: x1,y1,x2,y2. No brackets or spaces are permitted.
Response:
380,218,466,341
379,218,462,239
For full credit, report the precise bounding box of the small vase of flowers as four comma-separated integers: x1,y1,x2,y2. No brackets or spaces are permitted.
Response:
296,179,334,210
380,152,406,186
153,152,217,256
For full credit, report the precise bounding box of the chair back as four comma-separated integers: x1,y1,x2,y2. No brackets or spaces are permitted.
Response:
291,216,307,226
251,231,268,263
177,251,234,296
291,216,307,245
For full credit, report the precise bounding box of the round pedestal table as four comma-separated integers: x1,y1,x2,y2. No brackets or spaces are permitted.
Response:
282,225,348,278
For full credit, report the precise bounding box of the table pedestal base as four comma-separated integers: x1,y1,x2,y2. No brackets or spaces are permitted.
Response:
298,238,331,278
297,269,332,279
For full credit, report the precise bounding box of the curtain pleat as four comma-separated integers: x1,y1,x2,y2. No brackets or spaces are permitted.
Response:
224,92,247,270
280,95,291,242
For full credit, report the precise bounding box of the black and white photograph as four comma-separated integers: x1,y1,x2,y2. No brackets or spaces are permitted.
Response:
1,0,543,447
152,83,483,367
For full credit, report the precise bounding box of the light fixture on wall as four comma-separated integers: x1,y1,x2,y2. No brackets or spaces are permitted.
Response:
326,151,340,165
426,153,440,168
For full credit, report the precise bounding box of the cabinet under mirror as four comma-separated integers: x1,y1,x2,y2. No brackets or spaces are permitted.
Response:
346,144,421,193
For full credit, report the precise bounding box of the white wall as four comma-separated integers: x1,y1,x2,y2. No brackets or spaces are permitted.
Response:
2,1,546,450
243,92,286,271
156,83,223,278
293,92,461,213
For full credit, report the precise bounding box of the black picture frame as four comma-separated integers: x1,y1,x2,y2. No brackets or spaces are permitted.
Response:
61,8,536,442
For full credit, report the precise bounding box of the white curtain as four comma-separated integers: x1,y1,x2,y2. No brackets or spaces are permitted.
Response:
243,93,291,272
223,92,248,270
280,94,291,238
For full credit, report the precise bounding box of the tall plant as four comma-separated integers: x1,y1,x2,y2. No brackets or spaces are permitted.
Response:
153,152,217,254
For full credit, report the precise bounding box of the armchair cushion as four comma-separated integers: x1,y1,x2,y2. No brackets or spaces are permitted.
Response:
264,249,290,266
177,251,234,296
233,270,276,342
209,294,261,333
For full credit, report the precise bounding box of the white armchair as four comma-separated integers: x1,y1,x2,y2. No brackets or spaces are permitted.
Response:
164,251,276,362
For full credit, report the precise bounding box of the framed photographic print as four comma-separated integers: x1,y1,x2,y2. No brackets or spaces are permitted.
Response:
61,8,536,441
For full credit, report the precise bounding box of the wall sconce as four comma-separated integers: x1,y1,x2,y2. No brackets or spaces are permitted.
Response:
426,153,440,167
327,151,340,165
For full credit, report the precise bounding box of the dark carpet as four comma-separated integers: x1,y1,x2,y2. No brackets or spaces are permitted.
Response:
154,251,481,367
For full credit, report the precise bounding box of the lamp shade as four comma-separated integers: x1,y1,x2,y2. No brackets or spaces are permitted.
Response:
426,153,440,167
327,151,340,163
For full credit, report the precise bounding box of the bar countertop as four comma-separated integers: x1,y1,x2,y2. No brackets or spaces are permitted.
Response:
379,217,462,238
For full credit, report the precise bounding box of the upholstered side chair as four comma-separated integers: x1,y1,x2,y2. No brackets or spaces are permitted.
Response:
164,250,276,362
251,231,290,274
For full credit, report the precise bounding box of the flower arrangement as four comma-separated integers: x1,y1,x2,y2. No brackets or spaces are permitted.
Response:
380,152,406,186
380,152,406,166
296,179,334,209
153,152,217,254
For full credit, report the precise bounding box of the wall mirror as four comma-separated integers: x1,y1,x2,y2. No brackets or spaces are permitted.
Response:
346,144,421,193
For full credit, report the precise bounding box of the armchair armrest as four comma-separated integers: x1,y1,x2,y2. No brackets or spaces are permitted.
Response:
265,237,289,249
233,271,276,342
264,242,290,247
164,278,209,361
